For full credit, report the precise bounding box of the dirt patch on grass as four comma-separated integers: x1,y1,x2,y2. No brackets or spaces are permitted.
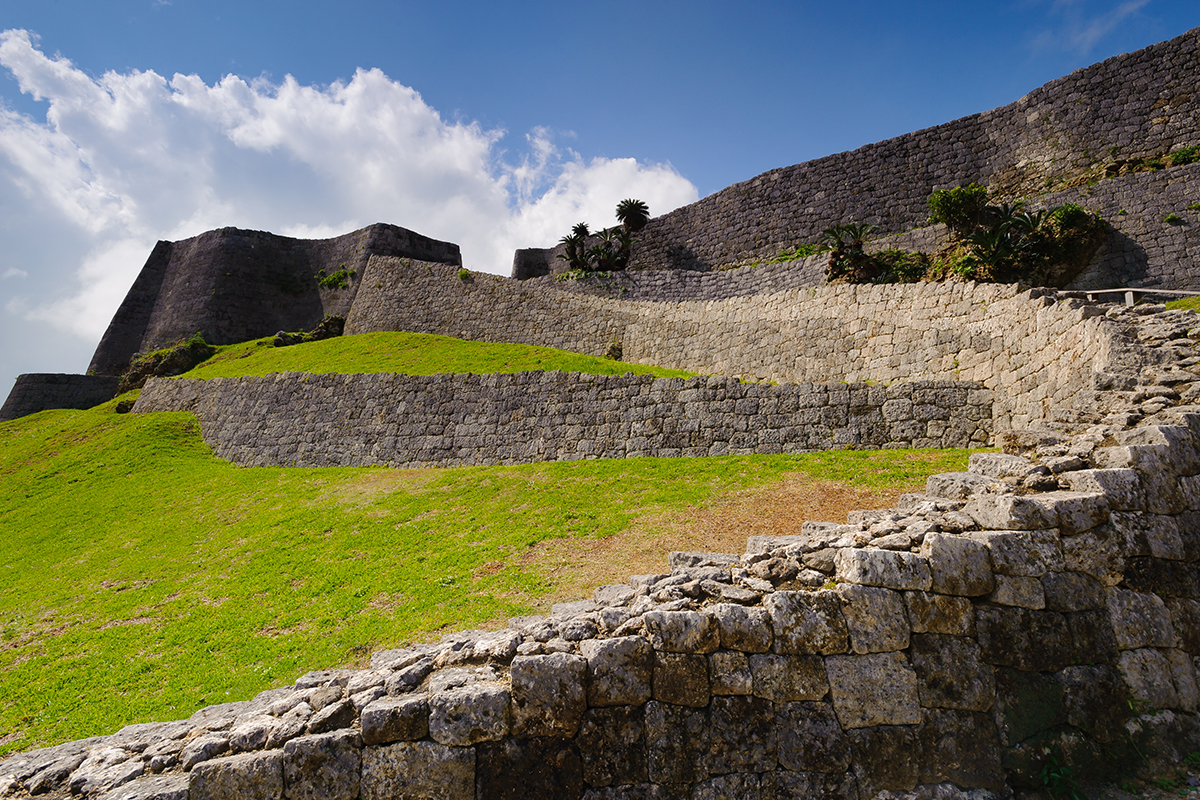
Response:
520,476,920,610
322,468,443,506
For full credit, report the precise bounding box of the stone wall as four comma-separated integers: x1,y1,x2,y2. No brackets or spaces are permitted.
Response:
88,224,462,377
9,400,1200,798
0,374,120,422
346,259,1127,431
514,28,1200,288
131,374,992,468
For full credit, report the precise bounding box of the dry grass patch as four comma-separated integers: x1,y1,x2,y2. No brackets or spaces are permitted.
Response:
523,475,919,608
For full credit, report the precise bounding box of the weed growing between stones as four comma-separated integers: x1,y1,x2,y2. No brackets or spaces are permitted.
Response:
1165,213,1184,224
314,266,356,289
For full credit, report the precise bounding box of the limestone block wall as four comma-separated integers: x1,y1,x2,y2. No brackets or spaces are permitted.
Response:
131,375,992,468
8,408,1200,799
0,374,120,422
346,259,1127,432
514,28,1198,281
89,224,462,377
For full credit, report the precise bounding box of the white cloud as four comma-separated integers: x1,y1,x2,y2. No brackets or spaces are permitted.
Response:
0,28,699,348
1030,0,1151,55
1,268,27,279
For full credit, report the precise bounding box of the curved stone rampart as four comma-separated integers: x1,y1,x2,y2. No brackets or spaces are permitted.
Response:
0,374,120,422
131,375,992,468
88,224,461,377
515,28,1200,284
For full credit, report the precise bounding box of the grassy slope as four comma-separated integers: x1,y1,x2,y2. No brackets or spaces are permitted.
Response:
173,332,694,380
0,333,972,754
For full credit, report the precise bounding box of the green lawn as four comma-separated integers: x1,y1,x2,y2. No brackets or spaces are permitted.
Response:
173,331,694,380
0,405,971,755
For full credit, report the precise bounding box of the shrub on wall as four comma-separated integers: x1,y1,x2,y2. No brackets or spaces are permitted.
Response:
556,200,650,273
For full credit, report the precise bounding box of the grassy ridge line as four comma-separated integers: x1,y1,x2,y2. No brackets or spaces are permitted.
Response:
172,331,694,381
0,406,970,755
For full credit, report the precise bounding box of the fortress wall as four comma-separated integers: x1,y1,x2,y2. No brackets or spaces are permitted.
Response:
515,28,1199,286
132,374,992,468
0,374,120,422
88,224,462,377
12,408,1200,798
347,260,1120,432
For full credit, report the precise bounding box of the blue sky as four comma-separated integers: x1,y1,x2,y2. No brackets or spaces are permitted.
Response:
0,0,1198,393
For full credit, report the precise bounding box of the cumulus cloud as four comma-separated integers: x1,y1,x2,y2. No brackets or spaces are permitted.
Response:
0,28,699,348
1,268,26,279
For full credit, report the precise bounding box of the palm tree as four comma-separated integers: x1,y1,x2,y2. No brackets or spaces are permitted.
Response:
615,199,650,232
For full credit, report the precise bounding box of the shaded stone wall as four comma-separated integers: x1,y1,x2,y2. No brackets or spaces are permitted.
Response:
88,224,462,376
0,374,120,422
515,28,1200,288
132,374,992,468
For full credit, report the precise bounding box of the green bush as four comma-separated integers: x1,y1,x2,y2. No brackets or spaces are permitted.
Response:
927,183,989,235
1168,145,1199,166
315,267,356,289
1165,213,1183,224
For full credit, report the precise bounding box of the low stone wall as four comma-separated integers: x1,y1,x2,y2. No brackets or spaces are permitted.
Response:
0,374,120,422
132,375,992,468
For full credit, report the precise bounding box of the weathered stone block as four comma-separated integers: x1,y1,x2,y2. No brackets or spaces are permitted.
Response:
1107,588,1177,650
361,695,428,746
95,774,189,800
644,701,709,785
475,737,582,800
576,706,646,788
991,668,1065,747
825,652,921,729
835,547,932,591
709,696,777,774
1167,649,1200,711
1066,609,1119,665
282,730,360,800
1061,524,1124,586
968,453,1036,479
921,533,994,596
1110,511,1186,559
750,654,829,702
708,650,753,695
1040,571,1105,612
1058,468,1144,511
428,684,510,746
836,584,910,653
1168,599,1200,654
360,741,473,800
917,709,1005,790
963,494,1056,531
764,590,849,655
189,750,283,800
909,634,994,711
690,773,761,800
653,651,710,707
1122,557,1200,598
580,636,652,707
975,607,1073,672
926,471,993,500
1059,665,1131,744
759,770,860,800
904,591,974,636
776,701,851,774
1119,649,1182,710
509,653,586,737
710,603,772,653
643,610,719,653
968,529,1064,576
989,574,1046,609
848,725,918,797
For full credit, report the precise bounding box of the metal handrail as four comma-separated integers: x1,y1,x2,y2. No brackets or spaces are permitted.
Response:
1076,288,1200,307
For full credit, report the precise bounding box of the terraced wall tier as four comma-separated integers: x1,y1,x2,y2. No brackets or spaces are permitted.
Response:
347,259,1131,431
0,374,120,422
515,28,1199,288
131,375,992,468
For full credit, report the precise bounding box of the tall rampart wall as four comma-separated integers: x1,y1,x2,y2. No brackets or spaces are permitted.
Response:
132,375,991,468
515,28,1200,287
0,374,119,422
88,224,462,377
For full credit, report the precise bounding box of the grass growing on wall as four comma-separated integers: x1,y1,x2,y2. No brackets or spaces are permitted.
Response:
0,407,971,756
1166,296,1200,313
173,332,694,381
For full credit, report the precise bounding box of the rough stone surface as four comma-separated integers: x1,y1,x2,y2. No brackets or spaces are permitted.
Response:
825,652,922,729
428,684,510,746
836,584,910,654
360,741,474,800
189,750,283,800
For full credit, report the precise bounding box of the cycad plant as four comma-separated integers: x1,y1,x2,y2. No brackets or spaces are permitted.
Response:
616,199,650,232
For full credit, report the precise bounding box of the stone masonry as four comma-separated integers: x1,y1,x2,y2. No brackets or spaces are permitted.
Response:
0,374,119,423
7,298,1200,797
